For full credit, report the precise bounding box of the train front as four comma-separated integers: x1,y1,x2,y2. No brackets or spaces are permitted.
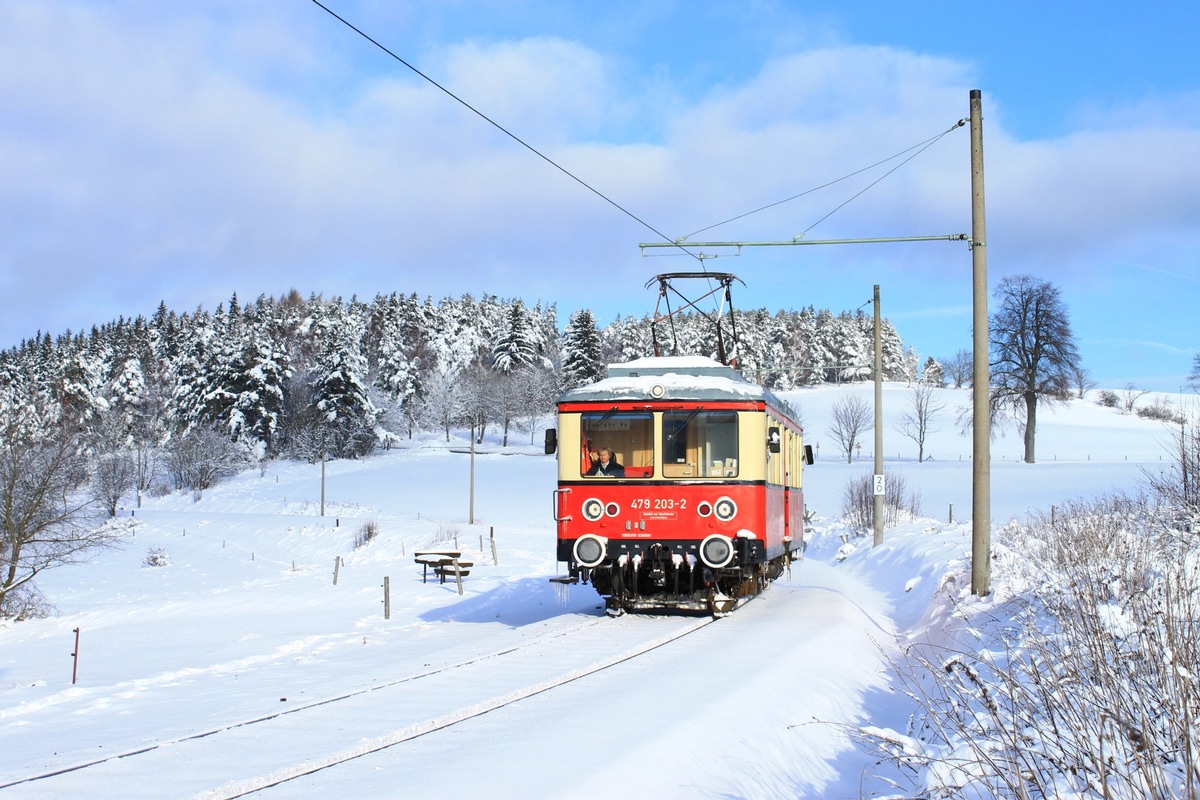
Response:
546,357,808,615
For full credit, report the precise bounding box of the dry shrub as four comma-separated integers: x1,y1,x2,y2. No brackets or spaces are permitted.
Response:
435,520,461,546
0,582,53,620
353,520,379,549
865,494,1200,799
840,471,922,536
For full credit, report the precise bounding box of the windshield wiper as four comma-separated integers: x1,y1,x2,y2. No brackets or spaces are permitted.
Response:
666,407,702,442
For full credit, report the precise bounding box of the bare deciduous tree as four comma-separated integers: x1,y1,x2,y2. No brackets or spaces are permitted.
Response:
990,274,1080,463
460,361,497,445
511,363,558,445
828,394,872,464
1120,382,1149,415
414,367,465,443
943,349,973,388
1070,363,1096,399
164,427,250,490
1,421,114,618
91,452,136,517
896,384,945,463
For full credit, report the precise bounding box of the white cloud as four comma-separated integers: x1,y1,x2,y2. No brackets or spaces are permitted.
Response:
0,1,1197,392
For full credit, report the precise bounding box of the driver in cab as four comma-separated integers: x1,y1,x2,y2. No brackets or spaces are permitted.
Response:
586,448,625,477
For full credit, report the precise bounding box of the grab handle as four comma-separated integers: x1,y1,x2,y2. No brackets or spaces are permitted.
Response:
552,488,572,523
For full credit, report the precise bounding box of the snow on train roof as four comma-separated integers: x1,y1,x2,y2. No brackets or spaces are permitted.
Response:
558,356,776,404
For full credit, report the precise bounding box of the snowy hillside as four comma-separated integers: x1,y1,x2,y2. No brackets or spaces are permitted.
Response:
0,384,1189,799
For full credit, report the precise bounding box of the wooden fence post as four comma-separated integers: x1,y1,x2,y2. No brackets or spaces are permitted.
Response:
71,627,81,685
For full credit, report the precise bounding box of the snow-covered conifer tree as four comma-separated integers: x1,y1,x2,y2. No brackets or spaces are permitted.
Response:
492,300,543,374
308,301,377,458
878,318,909,381
922,357,945,387
367,293,425,440
53,345,108,433
226,327,291,457
561,309,604,389
826,311,869,382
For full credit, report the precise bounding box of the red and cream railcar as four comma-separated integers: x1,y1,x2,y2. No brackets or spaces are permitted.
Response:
546,356,813,614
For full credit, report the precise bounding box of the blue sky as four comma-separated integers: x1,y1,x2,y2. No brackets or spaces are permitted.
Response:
2,1,1198,390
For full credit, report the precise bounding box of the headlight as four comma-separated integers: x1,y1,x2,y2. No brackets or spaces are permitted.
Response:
699,534,734,569
582,498,604,522
573,534,608,568
714,496,738,521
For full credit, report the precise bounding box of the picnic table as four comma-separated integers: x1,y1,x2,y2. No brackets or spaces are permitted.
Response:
413,550,474,585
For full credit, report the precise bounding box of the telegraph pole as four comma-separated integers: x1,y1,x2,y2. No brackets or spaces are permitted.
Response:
469,418,477,525
872,285,884,546
969,89,991,596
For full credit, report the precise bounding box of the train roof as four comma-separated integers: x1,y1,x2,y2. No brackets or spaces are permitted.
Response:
558,356,798,419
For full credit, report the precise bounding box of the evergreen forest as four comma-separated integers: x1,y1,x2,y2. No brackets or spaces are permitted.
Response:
0,290,920,498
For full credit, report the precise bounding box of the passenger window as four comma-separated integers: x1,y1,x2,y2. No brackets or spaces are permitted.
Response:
661,411,738,478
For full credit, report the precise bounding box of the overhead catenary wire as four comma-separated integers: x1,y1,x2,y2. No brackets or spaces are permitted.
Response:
310,0,702,264
312,1,967,324
682,118,968,242
795,120,966,240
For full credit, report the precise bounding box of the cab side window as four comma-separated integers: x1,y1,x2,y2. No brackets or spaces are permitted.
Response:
662,411,738,478
580,412,653,478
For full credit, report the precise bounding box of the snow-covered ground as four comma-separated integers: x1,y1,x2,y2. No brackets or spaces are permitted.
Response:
0,384,1188,799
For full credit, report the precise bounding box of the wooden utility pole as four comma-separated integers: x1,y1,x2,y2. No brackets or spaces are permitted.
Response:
872,285,884,546
970,89,992,596
469,419,476,525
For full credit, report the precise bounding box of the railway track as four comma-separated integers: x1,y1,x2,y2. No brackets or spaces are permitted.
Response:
0,613,717,799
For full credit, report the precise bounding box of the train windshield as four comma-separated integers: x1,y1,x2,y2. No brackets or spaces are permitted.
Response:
580,412,653,478
662,410,739,478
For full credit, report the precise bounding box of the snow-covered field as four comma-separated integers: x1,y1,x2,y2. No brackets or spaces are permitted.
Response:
0,384,1187,799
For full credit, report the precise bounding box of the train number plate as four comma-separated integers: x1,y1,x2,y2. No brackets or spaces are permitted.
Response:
630,497,687,512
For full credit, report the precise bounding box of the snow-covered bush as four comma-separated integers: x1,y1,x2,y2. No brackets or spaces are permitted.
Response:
1143,408,1200,517
0,582,52,620
1136,398,1183,424
866,494,1200,799
164,427,253,491
840,471,921,536
353,521,379,549
435,521,461,546
142,547,170,568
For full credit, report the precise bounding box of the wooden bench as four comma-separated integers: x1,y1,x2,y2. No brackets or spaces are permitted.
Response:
433,561,473,584
414,550,462,584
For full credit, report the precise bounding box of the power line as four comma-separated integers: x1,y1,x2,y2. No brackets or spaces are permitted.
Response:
683,119,967,241
796,121,965,239
310,1,701,264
